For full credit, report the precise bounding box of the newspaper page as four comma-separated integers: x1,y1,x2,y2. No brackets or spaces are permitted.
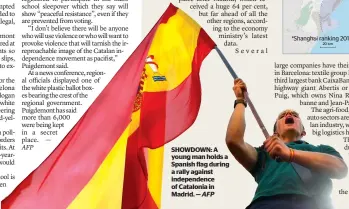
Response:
0,0,142,207
0,0,349,209
142,1,349,209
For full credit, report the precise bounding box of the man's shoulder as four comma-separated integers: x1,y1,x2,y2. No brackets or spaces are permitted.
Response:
317,144,343,158
289,140,327,152
288,140,316,150
292,140,342,159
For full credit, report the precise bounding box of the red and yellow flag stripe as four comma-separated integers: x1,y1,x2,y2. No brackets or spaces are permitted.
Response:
2,4,215,209
1,14,157,209
122,5,215,209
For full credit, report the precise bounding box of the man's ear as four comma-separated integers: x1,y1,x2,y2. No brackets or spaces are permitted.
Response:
300,131,306,137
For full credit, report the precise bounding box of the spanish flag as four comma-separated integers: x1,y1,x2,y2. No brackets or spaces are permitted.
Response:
2,4,215,209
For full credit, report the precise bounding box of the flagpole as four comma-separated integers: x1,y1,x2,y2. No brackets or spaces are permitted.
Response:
215,46,270,139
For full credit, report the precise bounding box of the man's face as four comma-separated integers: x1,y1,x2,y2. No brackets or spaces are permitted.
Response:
275,109,304,137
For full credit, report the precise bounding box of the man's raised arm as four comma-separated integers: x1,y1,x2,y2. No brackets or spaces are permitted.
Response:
226,79,258,172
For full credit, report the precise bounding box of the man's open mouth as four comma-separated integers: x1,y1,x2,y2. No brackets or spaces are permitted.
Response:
285,117,294,124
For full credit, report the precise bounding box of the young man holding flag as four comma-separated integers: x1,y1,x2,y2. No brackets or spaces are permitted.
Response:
226,78,347,209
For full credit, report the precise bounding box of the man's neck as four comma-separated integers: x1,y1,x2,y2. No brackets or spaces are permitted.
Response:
282,137,298,144
281,133,299,143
